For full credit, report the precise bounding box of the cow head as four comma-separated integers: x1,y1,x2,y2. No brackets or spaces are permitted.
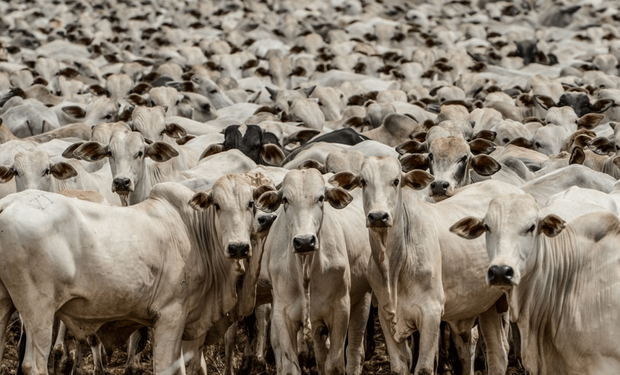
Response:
189,174,274,259
329,156,434,230
0,149,77,192
74,130,178,205
399,137,499,201
450,193,565,289
201,124,285,166
257,169,352,254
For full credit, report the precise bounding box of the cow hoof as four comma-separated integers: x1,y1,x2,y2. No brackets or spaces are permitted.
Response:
124,364,143,375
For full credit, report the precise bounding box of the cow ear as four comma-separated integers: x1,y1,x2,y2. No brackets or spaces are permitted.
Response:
612,155,620,170
176,135,195,145
146,142,179,162
569,147,585,165
253,184,276,202
402,170,434,190
188,191,213,211
449,216,485,239
328,172,361,191
538,214,565,237
507,137,533,149
587,137,614,155
127,94,147,106
469,139,496,155
74,142,109,161
472,130,496,141
410,131,427,142
260,144,285,166
302,85,316,97
577,113,604,129
298,159,327,174
62,142,84,159
283,129,320,146
471,155,501,176
590,99,614,113
200,143,226,160
0,166,15,183
396,140,427,155
256,189,282,213
89,85,106,96
325,186,353,209
162,123,187,139
61,106,86,118
50,162,78,180
119,106,134,122
400,154,429,172
533,95,555,110
265,86,278,100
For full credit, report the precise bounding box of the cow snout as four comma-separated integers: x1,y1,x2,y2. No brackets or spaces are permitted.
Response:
367,211,391,228
487,265,515,286
257,213,277,233
227,243,251,259
292,235,316,253
112,178,132,193
430,180,450,196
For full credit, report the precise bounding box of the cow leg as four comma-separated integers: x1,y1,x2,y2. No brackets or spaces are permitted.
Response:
238,314,257,375
152,307,185,375
446,321,477,375
86,335,108,375
345,292,371,375
312,294,348,375
125,329,147,375
377,307,411,374
182,336,207,375
254,304,271,369
70,338,83,375
20,312,54,375
477,307,509,375
413,308,442,375
270,302,301,375
0,297,15,366
223,322,237,375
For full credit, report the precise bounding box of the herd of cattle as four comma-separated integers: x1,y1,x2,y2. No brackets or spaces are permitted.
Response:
2,0,620,374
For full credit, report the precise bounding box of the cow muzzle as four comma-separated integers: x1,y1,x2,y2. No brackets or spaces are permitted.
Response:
227,243,251,259
112,177,133,193
256,213,277,234
429,180,450,199
366,211,391,228
487,265,516,286
292,235,317,253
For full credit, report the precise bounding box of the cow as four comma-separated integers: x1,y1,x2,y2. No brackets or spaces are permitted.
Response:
0,174,270,375
451,193,620,375
329,156,520,375
256,168,372,375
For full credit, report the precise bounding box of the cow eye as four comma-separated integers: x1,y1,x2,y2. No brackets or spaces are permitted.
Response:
13,170,19,177
43,167,51,176
428,153,434,161
318,100,323,106
318,196,324,203
149,100,155,106
483,223,490,232
526,224,536,234
460,155,467,163
210,89,218,94
248,201,254,209
103,113,112,120
535,142,541,148
282,197,288,205
136,151,143,158
393,179,400,186
214,203,221,211
360,179,366,187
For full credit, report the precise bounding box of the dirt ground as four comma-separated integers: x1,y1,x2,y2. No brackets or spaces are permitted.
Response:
1,314,526,375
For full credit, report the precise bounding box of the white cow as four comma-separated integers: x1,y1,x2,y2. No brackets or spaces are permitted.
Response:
451,193,620,375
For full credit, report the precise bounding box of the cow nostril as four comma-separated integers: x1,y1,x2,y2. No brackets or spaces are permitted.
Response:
430,181,437,189
381,213,389,222
228,243,250,259
503,266,514,279
442,182,449,189
487,265,499,281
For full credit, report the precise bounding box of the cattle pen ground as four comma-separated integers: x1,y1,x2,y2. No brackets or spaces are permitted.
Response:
1,317,526,375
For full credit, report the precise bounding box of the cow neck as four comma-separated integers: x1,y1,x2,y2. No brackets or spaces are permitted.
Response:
180,200,243,335
509,227,581,375
378,189,442,327
129,160,184,205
